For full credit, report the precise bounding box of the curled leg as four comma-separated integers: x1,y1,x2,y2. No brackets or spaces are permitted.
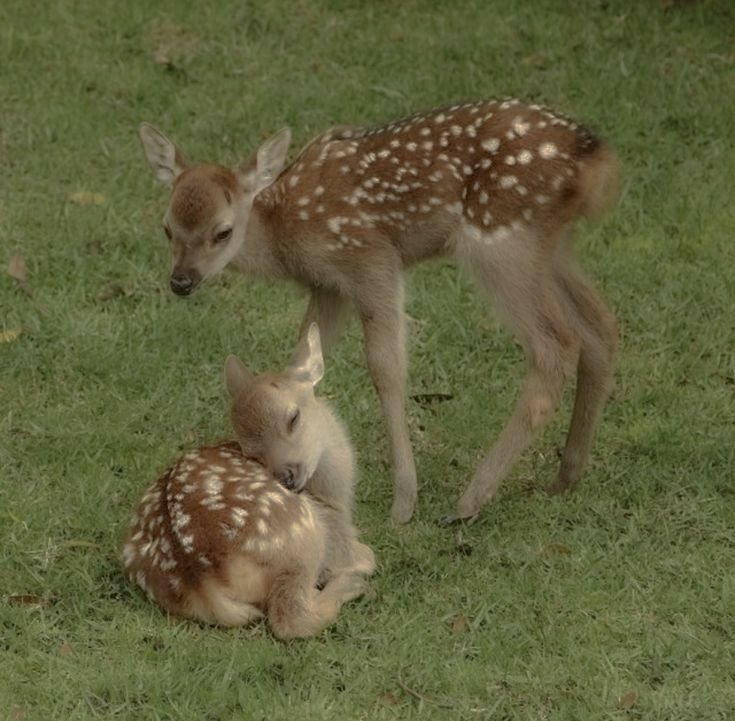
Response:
267,570,367,640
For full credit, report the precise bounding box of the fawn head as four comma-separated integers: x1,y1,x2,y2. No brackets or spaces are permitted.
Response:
138,123,291,296
224,324,327,492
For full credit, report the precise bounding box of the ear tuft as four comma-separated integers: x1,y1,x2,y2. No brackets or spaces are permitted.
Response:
224,354,254,398
138,122,188,186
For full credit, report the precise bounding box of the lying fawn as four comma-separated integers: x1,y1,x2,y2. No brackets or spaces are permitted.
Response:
139,97,619,523
122,324,375,638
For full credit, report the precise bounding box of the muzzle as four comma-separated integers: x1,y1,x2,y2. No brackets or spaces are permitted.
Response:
170,270,201,296
275,463,307,492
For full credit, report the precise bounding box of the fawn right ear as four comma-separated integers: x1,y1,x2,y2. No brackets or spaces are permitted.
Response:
138,123,189,186
224,355,254,398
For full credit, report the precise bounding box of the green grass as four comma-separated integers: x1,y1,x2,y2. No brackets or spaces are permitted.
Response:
2,0,734,719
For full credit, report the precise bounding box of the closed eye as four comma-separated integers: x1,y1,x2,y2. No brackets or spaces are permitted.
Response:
287,408,300,433
213,227,233,244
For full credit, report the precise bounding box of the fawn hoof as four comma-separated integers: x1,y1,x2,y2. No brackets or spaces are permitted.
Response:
548,472,580,495
439,510,479,526
340,574,369,603
548,481,574,495
439,513,464,526
453,491,484,522
390,494,415,524
351,542,376,576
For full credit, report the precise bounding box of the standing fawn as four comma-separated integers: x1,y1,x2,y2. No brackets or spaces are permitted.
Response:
122,324,375,638
139,97,619,524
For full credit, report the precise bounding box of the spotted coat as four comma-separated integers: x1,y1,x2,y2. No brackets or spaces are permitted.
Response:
258,98,603,275
122,441,320,615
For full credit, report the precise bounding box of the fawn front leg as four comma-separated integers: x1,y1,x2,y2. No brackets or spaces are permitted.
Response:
355,274,417,523
299,286,352,355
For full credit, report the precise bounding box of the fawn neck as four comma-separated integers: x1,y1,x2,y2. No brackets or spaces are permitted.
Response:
305,402,355,513
230,194,286,278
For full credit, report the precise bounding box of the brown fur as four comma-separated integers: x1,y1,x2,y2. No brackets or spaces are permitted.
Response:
172,165,239,230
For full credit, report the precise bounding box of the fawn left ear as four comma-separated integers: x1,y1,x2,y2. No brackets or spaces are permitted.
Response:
224,355,254,398
288,323,324,386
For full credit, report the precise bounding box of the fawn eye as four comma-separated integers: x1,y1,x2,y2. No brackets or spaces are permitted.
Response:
287,408,301,433
213,227,233,244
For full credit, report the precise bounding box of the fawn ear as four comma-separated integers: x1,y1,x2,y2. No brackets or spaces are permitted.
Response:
224,355,254,398
138,123,188,186
239,128,291,193
288,323,324,386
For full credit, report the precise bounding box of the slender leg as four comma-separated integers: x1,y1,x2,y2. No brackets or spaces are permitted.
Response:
550,263,617,492
452,229,580,520
355,273,417,523
455,343,573,518
299,287,352,355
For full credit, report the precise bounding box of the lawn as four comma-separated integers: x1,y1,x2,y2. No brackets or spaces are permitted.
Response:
1,0,734,719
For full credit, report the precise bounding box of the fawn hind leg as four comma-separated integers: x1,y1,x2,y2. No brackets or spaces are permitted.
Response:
267,570,367,640
549,255,617,493
453,231,582,520
184,555,269,627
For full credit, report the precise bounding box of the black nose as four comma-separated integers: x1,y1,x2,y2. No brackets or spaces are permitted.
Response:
276,465,301,490
170,274,193,296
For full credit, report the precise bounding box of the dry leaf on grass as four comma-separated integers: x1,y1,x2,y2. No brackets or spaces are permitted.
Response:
153,49,172,66
97,283,126,302
378,692,400,706
68,191,106,206
146,20,197,68
0,328,22,343
7,252,27,282
619,690,638,709
7,593,48,607
7,252,32,295
451,613,468,634
543,542,572,555
59,642,73,657
520,54,546,67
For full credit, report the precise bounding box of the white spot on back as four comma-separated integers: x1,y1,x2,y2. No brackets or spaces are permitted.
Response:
539,142,558,159
517,149,533,164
